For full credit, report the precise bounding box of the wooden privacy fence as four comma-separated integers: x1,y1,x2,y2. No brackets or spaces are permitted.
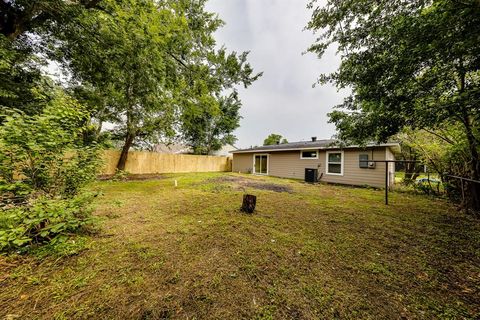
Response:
101,150,232,175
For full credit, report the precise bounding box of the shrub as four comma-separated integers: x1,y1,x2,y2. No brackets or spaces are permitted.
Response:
0,193,96,251
0,93,103,252
112,169,129,181
413,181,442,196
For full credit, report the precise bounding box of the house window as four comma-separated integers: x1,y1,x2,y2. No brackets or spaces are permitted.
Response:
326,151,343,175
359,154,369,168
300,150,318,159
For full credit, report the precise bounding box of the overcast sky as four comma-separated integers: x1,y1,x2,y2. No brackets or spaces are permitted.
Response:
205,0,347,148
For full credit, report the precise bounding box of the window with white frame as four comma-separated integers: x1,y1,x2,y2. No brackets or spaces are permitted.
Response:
326,151,343,175
300,150,318,159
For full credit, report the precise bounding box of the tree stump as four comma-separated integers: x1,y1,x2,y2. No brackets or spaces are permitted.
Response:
241,194,256,213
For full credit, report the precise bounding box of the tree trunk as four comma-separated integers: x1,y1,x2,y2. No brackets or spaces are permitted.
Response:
404,162,417,181
411,166,423,181
116,132,135,171
456,67,480,212
462,114,480,212
241,194,256,213
403,147,420,183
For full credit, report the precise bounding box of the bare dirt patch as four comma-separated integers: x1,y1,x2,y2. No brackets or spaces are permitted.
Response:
98,174,167,181
240,181,293,193
208,175,293,193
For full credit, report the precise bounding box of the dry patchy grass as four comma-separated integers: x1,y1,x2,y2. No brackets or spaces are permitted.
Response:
1,173,479,319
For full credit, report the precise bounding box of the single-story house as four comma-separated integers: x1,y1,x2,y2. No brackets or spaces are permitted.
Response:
231,138,400,188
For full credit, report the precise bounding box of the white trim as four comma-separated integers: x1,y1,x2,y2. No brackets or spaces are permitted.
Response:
326,150,344,176
230,143,401,154
300,150,319,159
252,153,269,175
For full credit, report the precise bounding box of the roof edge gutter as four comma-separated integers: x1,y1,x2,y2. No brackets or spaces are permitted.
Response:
230,143,401,154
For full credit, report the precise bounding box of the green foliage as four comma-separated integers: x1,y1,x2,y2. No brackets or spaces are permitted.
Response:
0,94,102,251
0,0,101,117
0,193,96,251
53,0,260,166
413,180,443,196
0,36,54,118
263,134,288,146
398,127,472,178
181,92,241,154
0,0,102,40
57,0,184,148
0,93,101,196
398,127,479,206
307,0,480,155
179,46,262,153
308,0,480,131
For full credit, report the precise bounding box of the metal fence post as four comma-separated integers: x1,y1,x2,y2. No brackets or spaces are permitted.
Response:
385,161,389,205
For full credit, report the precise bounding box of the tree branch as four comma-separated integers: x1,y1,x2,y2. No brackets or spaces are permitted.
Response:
422,128,455,145
167,52,188,69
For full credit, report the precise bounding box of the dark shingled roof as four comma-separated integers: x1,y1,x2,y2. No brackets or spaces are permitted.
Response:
231,139,400,153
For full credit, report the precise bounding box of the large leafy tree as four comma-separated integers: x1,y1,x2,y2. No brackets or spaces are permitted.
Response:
307,0,480,209
56,0,260,169
55,0,185,170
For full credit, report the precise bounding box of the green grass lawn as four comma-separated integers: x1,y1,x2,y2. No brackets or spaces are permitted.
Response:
1,173,479,319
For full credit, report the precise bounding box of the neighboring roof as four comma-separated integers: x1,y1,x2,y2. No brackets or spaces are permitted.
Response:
210,144,238,157
231,139,401,154
153,143,238,156
153,143,192,154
